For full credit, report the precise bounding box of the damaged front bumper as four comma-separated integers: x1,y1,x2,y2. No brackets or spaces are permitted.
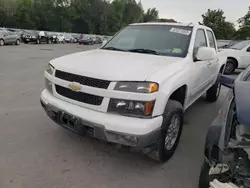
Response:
40,99,161,153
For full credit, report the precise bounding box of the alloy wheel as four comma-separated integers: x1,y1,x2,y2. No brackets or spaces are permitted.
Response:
164,114,181,150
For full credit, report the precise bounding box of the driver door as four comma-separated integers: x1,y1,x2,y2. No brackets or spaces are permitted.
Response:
189,29,211,101
3,32,11,43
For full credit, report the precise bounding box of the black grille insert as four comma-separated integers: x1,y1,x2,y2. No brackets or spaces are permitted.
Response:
55,70,110,89
55,85,103,105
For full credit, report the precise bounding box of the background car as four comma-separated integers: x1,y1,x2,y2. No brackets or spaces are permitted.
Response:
22,31,53,44
220,40,250,74
0,31,21,46
64,34,75,43
94,36,102,44
50,33,65,43
78,36,94,45
198,67,250,188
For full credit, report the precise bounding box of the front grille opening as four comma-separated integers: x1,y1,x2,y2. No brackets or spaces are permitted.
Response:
55,70,110,89
55,85,103,105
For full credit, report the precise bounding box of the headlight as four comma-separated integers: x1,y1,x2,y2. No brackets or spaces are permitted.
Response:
45,78,53,93
114,82,158,93
32,36,36,38
46,64,54,75
108,99,155,117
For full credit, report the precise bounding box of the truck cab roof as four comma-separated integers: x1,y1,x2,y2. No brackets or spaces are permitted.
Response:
130,22,212,31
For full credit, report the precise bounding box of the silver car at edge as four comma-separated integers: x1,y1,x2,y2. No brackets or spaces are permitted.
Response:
0,31,21,46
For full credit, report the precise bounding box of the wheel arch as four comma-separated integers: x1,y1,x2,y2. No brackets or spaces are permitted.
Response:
204,125,222,161
168,85,188,107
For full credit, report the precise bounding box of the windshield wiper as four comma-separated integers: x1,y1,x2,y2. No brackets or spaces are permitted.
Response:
102,47,126,51
128,48,159,55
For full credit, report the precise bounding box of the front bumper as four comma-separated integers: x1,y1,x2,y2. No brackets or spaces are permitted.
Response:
23,38,37,42
40,89,162,151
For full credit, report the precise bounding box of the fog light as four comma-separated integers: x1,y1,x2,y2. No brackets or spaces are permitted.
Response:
124,135,138,145
106,132,138,146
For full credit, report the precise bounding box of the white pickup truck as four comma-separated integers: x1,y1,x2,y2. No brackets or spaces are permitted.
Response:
40,22,226,162
219,40,250,74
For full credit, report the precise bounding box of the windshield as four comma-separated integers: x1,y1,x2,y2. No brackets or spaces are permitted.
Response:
102,25,193,57
229,40,250,50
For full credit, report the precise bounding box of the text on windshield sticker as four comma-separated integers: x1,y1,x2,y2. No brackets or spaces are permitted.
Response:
170,28,191,35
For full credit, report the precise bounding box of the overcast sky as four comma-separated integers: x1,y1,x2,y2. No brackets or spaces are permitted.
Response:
139,0,249,26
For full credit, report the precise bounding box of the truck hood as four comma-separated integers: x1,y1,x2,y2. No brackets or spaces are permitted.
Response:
50,49,183,81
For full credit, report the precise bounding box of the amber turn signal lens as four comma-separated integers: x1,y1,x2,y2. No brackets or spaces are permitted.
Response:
145,101,154,116
149,83,159,93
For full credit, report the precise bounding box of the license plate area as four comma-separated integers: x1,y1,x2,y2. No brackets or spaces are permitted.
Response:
58,111,80,130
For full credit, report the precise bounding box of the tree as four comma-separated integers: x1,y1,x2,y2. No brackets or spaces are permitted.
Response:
0,0,19,27
202,9,235,39
0,0,163,35
143,8,159,22
235,6,250,39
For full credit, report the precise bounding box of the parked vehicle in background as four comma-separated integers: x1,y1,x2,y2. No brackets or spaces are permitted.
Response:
219,40,243,49
220,40,250,74
78,36,94,45
64,34,75,43
0,31,21,46
94,36,102,44
52,33,65,43
22,31,53,44
217,40,231,48
41,22,226,162
198,67,250,188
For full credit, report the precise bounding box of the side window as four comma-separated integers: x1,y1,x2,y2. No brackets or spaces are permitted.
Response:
207,30,216,49
193,29,207,58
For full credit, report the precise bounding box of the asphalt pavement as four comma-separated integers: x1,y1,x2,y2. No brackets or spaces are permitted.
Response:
0,43,238,188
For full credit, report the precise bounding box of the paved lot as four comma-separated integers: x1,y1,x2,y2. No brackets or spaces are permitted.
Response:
0,43,237,188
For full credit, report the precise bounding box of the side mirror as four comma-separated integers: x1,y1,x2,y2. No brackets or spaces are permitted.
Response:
196,47,217,61
247,47,250,52
219,74,234,89
101,40,107,48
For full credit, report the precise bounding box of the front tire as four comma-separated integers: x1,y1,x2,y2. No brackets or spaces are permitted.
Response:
0,39,4,46
199,161,212,188
147,100,184,162
224,59,236,74
206,79,221,103
36,39,40,44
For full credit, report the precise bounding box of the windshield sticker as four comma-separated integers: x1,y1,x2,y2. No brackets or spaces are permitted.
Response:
172,48,182,53
170,28,191,35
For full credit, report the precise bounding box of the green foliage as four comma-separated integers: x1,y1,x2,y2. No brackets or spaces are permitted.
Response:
0,0,169,35
202,9,236,40
235,6,250,39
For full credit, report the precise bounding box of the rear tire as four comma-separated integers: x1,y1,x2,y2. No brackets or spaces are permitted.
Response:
36,39,40,44
16,39,20,45
224,59,236,74
147,100,184,162
206,79,221,103
0,39,4,46
47,39,52,44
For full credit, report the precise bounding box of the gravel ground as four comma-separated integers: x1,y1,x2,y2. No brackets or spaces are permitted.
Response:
0,43,237,188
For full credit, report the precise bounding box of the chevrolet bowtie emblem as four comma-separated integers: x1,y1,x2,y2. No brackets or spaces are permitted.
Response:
68,82,82,92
